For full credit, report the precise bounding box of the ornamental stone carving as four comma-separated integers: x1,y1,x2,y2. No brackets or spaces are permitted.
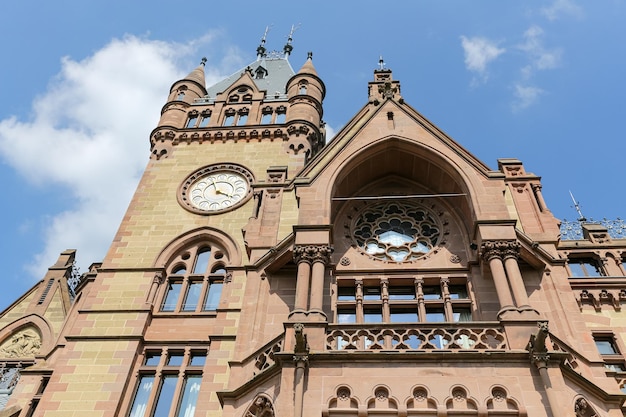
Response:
293,245,333,265
0,328,42,358
480,240,520,261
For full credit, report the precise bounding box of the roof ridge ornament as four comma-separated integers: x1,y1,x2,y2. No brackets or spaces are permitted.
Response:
378,55,386,70
257,25,273,60
283,23,300,58
569,191,587,222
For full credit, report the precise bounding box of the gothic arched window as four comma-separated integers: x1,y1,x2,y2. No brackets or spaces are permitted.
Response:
160,243,228,313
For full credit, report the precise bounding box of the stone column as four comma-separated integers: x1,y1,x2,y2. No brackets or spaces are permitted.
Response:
293,246,312,313
531,184,548,212
501,241,532,310
309,245,333,315
355,279,364,323
441,277,454,321
481,242,515,314
381,279,390,322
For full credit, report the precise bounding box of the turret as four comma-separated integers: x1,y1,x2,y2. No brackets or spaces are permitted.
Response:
158,58,208,129
285,52,326,163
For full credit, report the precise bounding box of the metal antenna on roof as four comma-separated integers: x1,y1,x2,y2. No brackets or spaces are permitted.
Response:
257,25,273,60
284,24,300,58
569,190,587,222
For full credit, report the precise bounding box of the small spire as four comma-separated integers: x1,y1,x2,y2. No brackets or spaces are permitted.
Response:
257,25,272,60
283,24,300,58
569,191,587,222
200,57,207,66
378,56,386,70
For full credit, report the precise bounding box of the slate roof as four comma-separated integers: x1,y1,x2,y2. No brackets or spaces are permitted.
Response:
205,53,295,100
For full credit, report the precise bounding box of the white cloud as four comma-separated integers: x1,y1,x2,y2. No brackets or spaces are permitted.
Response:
518,25,562,78
460,36,505,84
541,0,584,21
512,84,544,111
0,33,241,279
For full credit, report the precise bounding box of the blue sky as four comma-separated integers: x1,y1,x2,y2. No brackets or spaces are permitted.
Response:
1,0,625,310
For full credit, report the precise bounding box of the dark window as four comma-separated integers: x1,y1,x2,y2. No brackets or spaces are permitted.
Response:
569,258,604,277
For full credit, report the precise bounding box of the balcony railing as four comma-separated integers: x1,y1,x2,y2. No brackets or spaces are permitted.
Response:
560,218,626,240
325,323,507,352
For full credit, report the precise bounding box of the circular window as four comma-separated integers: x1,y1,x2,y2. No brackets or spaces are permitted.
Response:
351,201,442,262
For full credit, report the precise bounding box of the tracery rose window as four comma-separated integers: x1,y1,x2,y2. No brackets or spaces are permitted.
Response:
351,201,442,262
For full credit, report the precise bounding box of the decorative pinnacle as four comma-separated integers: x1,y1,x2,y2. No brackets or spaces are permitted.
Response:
569,190,587,222
200,57,207,66
378,55,386,70
257,25,272,59
284,23,300,58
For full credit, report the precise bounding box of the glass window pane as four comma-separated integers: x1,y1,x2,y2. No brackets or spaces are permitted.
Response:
186,116,198,128
167,353,184,366
337,286,355,301
425,308,446,322
223,115,235,126
172,265,187,274
448,285,468,299
261,113,272,124
423,286,442,300
236,114,248,126
177,92,185,100
595,339,618,355
364,308,382,323
161,282,182,312
363,287,380,300
144,352,161,366
152,375,177,417
388,287,415,300
211,267,226,275
570,259,603,277
337,308,356,324
189,354,206,366
199,116,210,127
193,248,211,274
453,308,472,322
204,282,223,310
176,376,202,417
183,282,203,311
128,376,154,417
275,113,286,123
390,308,418,322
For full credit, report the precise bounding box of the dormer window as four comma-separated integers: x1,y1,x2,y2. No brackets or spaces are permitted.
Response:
255,66,267,79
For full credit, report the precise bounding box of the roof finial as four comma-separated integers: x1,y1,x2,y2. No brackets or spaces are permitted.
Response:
378,56,386,70
569,191,587,222
200,57,207,66
257,25,272,60
307,51,313,60
283,23,300,58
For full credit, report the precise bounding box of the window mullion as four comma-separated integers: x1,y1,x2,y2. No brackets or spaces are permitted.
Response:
168,350,190,417
141,348,168,417
415,278,426,323
175,278,189,312
441,277,454,321
355,280,364,323
199,276,210,312
381,279,390,322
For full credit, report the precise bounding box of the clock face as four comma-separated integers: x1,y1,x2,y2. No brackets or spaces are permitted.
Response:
189,172,249,211
178,164,254,214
